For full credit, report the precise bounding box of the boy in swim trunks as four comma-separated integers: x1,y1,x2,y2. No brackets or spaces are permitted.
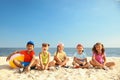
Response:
6,41,38,72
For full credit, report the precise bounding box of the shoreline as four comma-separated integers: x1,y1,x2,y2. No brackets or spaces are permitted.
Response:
0,57,120,80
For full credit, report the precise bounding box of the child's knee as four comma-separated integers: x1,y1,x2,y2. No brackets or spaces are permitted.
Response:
89,60,93,64
50,60,56,65
67,57,69,61
13,59,20,64
72,62,75,65
112,62,115,66
72,61,77,65
36,59,39,62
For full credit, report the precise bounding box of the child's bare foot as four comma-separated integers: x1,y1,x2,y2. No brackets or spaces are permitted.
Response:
18,68,24,73
48,67,56,71
74,65,80,68
35,64,41,70
35,66,41,70
24,66,30,72
103,66,109,70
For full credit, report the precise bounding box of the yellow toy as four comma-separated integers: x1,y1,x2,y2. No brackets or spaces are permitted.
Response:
9,54,24,68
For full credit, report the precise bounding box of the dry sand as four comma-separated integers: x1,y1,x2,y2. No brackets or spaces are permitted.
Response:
0,57,120,80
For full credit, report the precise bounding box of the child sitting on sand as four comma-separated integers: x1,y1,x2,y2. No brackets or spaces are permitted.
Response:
6,41,38,72
37,43,51,70
50,43,69,68
90,42,115,69
72,44,90,68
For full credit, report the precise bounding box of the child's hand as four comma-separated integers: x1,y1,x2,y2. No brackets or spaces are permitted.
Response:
6,56,10,61
41,65,44,70
44,63,49,70
82,61,86,65
6,51,19,61
103,63,106,66
45,66,48,70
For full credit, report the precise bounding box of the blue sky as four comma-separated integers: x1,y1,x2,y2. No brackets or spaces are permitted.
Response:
0,0,120,48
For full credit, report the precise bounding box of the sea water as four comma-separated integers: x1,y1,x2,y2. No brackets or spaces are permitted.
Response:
0,48,120,57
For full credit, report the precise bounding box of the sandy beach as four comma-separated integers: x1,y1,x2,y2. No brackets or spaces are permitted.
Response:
0,57,120,80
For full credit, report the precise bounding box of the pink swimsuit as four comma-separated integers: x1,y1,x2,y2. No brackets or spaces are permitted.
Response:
93,53,104,64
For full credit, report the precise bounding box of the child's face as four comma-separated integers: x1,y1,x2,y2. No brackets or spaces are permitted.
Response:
58,45,64,52
95,45,102,53
77,46,83,53
26,44,34,51
42,46,49,52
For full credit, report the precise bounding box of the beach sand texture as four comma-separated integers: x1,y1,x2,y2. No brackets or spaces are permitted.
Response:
0,57,120,80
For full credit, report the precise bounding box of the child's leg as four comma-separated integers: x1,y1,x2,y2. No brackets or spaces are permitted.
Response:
48,60,56,67
72,61,80,68
60,58,69,67
54,56,62,65
89,60,95,66
32,59,42,70
74,59,84,65
28,59,39,68
39,62,45,70
105,62,115,68
13,59,23,68
90,60,101,67
90,60,105,69
81,62,90,68
25,59,39,72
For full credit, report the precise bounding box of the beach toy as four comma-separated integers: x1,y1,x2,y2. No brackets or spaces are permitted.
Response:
9,53,24,68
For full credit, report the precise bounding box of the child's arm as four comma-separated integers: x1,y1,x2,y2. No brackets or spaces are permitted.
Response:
82,58,88,65
45,53,50,69
64,55,67,60
60,55,69,66
39,53,44,69
27,55,36,68
6,51,20,61
64,55,69,62
25,55,36,71
54,53,62,63
103,54,106,65
84,58,87,63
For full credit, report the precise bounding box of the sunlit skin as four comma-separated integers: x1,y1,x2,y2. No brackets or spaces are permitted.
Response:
42,46,49,53
26,44,34,52
77,46,83,54
6,43,38,72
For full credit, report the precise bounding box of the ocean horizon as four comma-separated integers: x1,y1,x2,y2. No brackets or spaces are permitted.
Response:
0,48,120,57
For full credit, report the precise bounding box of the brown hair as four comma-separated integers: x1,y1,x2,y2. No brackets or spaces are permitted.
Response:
92,42,105,55
42,43,50,47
